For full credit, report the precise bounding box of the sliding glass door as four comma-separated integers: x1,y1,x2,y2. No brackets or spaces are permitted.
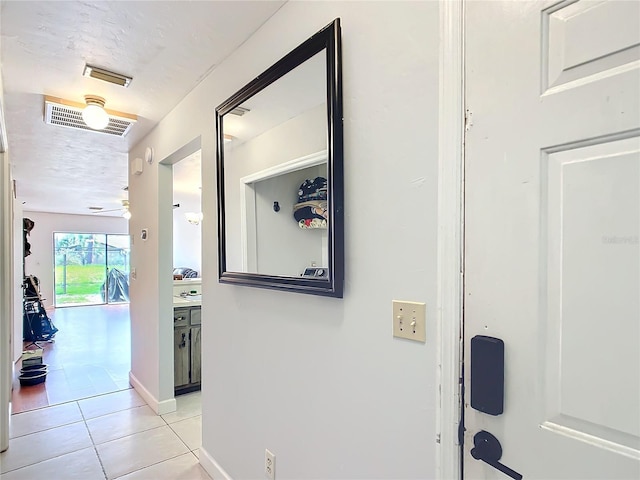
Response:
54,233,130,307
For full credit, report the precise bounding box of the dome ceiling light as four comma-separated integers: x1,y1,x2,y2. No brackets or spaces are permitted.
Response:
82,95,110,130
43,96,137,137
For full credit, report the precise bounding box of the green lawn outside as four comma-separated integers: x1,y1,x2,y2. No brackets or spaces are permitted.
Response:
54,264,127,305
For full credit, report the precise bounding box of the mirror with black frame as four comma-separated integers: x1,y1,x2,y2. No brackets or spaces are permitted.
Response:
216,19,343,297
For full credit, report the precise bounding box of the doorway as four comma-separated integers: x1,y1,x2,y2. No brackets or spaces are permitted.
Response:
53,233,130,307
172,151,202,277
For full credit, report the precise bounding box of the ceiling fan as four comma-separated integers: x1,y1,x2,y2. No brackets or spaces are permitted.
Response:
90,200,131,219
89,200,181,218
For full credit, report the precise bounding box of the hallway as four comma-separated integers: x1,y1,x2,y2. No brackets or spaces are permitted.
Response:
1,389,207,479
13,304,131,413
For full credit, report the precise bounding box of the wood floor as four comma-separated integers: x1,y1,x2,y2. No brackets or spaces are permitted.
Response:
11,304,131,414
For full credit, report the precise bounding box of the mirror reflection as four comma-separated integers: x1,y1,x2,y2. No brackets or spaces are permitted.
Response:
216,18,343,297
222,52,328,276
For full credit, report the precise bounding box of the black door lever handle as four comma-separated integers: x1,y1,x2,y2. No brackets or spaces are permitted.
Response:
470,431,523,480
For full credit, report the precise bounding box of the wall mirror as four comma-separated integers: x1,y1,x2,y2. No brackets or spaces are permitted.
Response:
216,19,343,297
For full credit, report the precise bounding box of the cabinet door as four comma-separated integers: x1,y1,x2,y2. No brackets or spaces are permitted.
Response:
190,307,201,325
190,326,201,384
174,326,190,387
173,308,190,327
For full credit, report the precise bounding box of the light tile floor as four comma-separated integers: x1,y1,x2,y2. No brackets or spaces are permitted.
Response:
1,389,210,480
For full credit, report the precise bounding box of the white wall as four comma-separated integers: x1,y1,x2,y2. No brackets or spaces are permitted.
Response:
22,211,128,309
130,2,438,477
172,196,202,275
172,154,202,275
225,104,327,273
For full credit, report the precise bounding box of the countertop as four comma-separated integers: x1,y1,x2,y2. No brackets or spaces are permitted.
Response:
173,294,202,307
173,278,201,286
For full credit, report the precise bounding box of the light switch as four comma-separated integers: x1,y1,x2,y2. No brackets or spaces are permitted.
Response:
392,300,426,342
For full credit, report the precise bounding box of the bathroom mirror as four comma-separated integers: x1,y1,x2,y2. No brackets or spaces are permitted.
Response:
216,19,343,297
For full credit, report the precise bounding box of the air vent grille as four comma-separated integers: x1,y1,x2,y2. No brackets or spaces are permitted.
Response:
230,106,250,116
44,96,136,137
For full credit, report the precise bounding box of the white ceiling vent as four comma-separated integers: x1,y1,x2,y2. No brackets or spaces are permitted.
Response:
44,96,137,137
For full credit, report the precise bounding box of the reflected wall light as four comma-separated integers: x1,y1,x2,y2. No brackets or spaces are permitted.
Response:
82,95,110,130
185,212,203,225
122,200,131,220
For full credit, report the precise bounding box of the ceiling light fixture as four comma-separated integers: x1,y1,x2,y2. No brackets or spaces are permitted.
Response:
82,95,110,130
44,96,137,137
185,212,203,225
83,64,132,88
122,200,131,220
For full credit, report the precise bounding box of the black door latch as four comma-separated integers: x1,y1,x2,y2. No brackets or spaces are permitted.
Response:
471,430,523,480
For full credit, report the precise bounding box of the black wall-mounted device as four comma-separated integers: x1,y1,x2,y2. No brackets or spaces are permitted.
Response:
471,335,505,415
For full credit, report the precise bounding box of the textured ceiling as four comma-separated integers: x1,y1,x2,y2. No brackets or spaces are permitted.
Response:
0,0,285,216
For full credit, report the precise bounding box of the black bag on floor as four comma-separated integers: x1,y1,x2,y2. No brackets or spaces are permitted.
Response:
23,275,58,342
23,309,58,341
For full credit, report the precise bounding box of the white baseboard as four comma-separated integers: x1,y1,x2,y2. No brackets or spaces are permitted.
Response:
199,447,233,480
128,371,176,415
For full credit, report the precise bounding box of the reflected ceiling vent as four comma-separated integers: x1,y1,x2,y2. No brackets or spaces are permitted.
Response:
44,96,137,137
230,106,250,116
83,64,132,88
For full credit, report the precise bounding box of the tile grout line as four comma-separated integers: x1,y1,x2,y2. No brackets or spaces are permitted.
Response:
105,401,196,479
87,401,191,479
0,446,101,476
166,419,197,452
110,452,196,480
8,413,84,440
79,399,109,480
5,391,203,478
1,401,92,476
105,403,203,479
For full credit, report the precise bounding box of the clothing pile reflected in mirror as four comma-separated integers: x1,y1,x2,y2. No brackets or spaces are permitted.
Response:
293,177,328,229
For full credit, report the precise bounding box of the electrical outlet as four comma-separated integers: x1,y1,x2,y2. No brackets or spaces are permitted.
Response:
392,300,426,342
265,449,275,480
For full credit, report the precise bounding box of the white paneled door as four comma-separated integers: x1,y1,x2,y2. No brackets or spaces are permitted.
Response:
464,1,639,479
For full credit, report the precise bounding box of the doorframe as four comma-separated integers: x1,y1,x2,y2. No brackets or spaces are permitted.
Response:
238,150,327,271
1,151,12,452
158,136,202,406
436,0,464,478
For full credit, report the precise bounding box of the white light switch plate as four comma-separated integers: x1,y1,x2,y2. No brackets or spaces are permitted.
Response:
392,300,426,342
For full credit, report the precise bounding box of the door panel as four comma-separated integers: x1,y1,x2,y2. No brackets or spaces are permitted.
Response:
543,138,639,453
464,1,640,478
543,0,640,94
174,326,190,388
191,326,201,384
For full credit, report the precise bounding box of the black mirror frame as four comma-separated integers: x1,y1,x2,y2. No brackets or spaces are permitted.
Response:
215,18,343,298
